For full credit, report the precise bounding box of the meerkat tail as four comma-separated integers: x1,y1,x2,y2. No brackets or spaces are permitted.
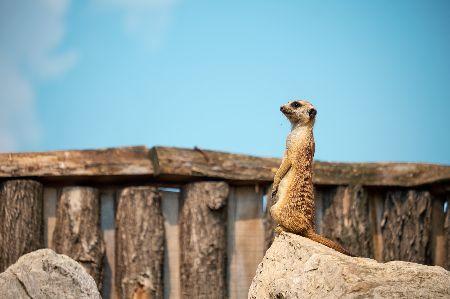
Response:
305,231,354,256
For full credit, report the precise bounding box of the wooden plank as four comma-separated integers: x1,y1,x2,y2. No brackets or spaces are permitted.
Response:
43,187,57,249
179,182,229,298
380,189,432,264
0,180,43,272
1,146,449,187
0,146,154,181
52,187,105,289
151,146,280,183
100,189,117,299
321,185,373,258
227,186,265,299
369,190,385,262
161,189,181,299
430,197,446,268
115,186,165,298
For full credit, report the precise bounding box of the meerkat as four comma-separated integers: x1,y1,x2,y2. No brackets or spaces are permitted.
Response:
270,100,353,256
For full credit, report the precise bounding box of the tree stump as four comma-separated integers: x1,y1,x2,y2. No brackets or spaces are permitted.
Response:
115,186,165,299
179,182,229,299
381,189,432,263
321,185,373,257
0,180,43,272
53,187,105,289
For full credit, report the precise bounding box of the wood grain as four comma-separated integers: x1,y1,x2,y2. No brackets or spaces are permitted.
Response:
320,185,373,258
0,180,43,272
53,187,105,289
227,186,265,299
115,186,165,299
179,182,229,299
380,190,432,264
1,146,448,187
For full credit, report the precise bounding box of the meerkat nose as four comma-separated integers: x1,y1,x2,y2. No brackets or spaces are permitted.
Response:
280,106,285,112
309,108,317,117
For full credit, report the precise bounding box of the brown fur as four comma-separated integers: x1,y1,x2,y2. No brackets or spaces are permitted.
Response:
270,100,353,256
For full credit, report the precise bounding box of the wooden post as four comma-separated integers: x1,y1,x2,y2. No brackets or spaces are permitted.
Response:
115,186,165,299
321,185,373,258
52,187,105,289
0,180,43,272
179,182,229,299
227,186,265,299
380,189,432,264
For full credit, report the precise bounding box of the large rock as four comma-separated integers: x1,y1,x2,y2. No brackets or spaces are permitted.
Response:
249,232,450,298
0,249,101,299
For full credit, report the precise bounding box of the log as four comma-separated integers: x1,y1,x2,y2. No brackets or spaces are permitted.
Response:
53,187,105,288
152,146,450,186
0,180,43,272
115,187,165,299
0,146,154,183
179,182,229,299
380,190,432,264
0,145,449,187
320,185,373,258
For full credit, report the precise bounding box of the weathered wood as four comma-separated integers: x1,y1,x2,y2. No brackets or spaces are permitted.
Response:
1,146,449,187
0,180,43,272
161,190,181,299
227,186,265,299
263,185,277,251
100,189,118,299
0,146,154,182
369,191,385,261
380,190,432,264
430,197,446,268
151,146,280,183
321,185,373,258
115,186,165,299
53,187,105,288
179,182,229,299
152,146,450,186
43,187,57,249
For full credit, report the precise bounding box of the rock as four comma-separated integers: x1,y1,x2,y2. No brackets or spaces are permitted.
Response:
0,249,101,299
249,232,450,299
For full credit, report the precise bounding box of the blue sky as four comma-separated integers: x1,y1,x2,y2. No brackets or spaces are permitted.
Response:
1,0,449,164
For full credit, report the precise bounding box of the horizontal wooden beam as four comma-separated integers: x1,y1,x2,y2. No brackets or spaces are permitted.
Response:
0,146,449,187
152,147,450,187
0,146,154,180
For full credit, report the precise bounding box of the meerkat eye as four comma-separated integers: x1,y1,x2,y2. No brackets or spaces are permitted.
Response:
291,102,301,109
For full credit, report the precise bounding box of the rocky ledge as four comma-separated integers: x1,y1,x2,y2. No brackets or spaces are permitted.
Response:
249,232,450,298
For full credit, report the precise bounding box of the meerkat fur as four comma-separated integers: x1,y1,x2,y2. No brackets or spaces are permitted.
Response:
270,100,353,256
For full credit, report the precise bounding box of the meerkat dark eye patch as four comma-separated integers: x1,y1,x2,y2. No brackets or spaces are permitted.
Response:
291,102,301,108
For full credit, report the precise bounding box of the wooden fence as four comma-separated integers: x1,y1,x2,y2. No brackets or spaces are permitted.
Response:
0,146,449,298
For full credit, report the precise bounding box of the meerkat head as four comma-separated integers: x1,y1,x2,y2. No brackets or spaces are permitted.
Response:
280,100,317,126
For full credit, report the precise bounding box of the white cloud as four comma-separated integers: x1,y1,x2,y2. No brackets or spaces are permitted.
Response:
95,0,179,50
0,0,76,152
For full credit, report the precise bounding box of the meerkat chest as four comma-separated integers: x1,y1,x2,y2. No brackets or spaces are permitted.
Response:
276,167,295,206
